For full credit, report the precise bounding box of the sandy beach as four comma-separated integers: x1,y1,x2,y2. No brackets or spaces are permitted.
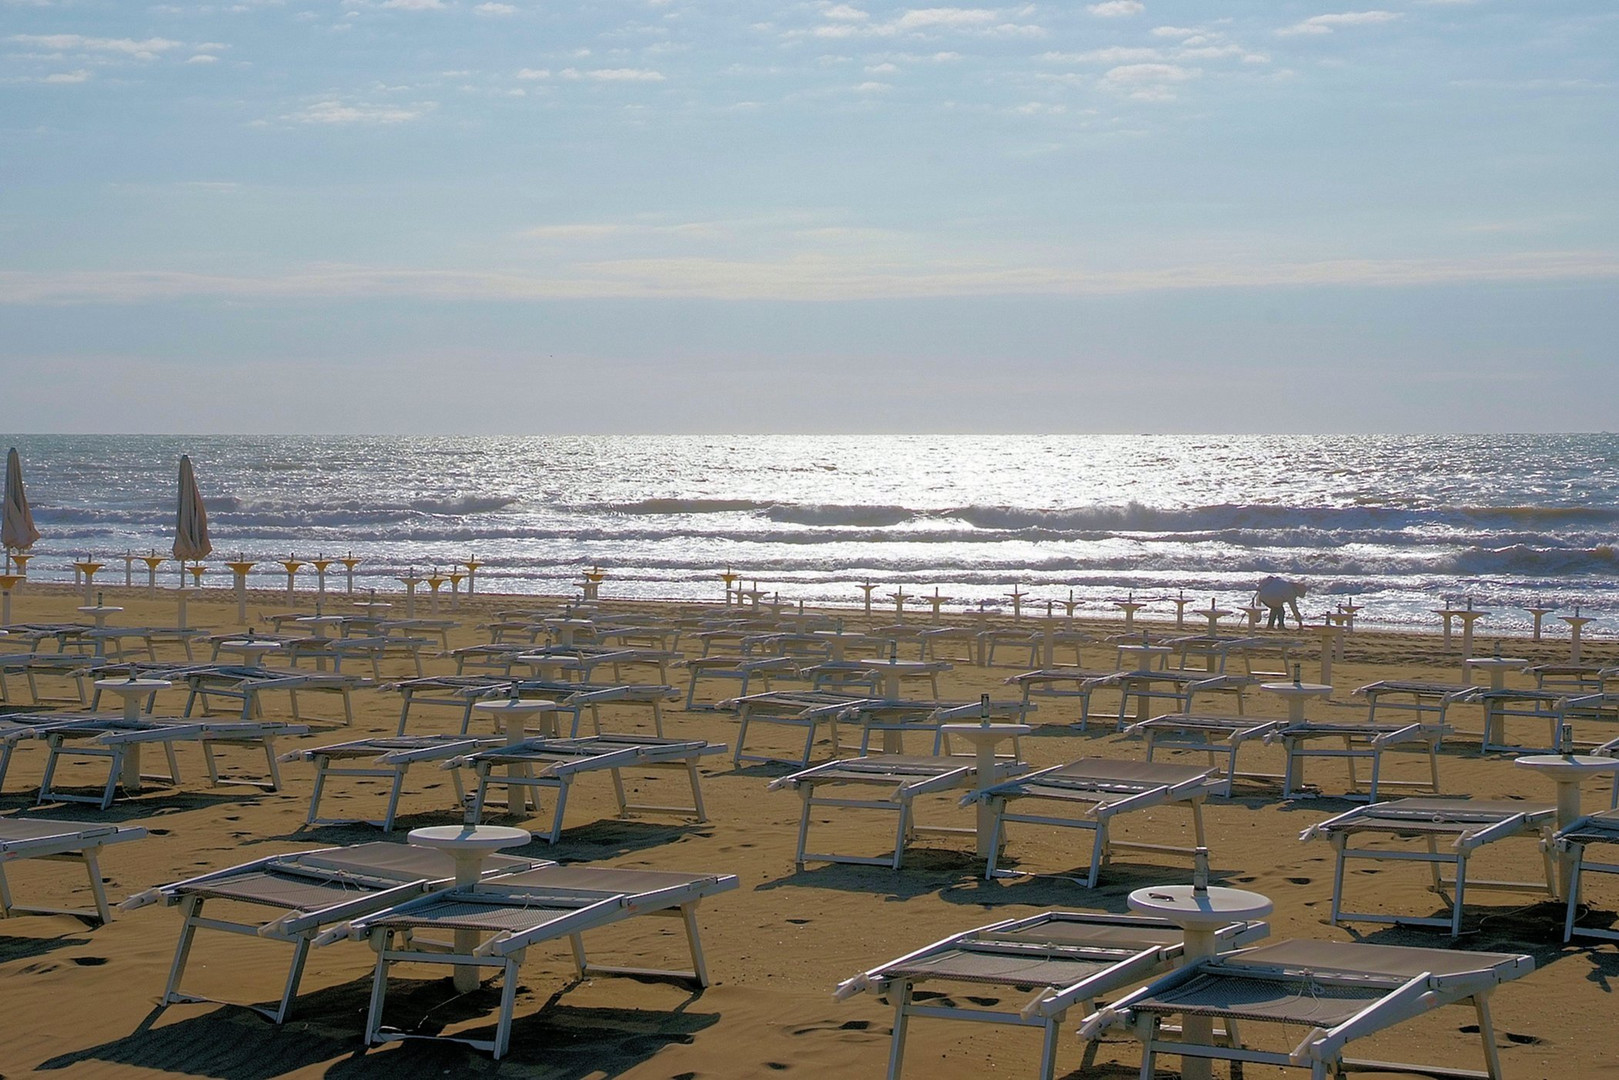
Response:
1,581,1614,1079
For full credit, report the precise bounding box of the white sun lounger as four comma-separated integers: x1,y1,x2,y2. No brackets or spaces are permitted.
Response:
281,734,498,831
1123,712,1286,796
386,675,681,738
769,754,1027,870
122,841,550,1023
1265,719,1445,802
721,690,869,766
964,758,1219,886
1300,797,1557,935
336,864,738,1059
1004,668,1118,731
1552,808,1619,942
1356,679,1481,730
9,712,308,809
447,734,725,842
0,817,146,925
1079,939,1534,1080
836,910,1269,1080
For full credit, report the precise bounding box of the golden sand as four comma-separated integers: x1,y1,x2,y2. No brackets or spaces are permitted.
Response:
0,582,1610,1078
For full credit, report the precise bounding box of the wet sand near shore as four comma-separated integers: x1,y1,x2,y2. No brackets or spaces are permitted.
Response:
1,581,1613,1079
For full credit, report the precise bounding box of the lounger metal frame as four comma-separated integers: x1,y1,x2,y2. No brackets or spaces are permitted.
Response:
1265,719,1445,802
343,866,738,1059
1079,939,1534,1080
1301,797,1557,935
283,734,495,830
0,818,146,925
836,910,1269,1080
964,758,1217,886
1124,712,1286,796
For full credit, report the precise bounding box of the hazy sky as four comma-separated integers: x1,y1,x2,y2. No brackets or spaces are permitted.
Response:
2,1,1615,434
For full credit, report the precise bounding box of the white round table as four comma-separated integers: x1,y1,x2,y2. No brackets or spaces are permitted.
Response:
78,604,123,628
473,698,561,815
1114,600,1144,631
96,677,172,791
1515,754,1619,895
219,638,282,668
1312,623,1344,683
1260,680,1332,723
407,825,532,992
545,618,595,648
1199,607,1234,634
939,723,1030,857
1128,884,1274,1080
1562,615,1594,663
1117,643,1171,673
862,659,939,701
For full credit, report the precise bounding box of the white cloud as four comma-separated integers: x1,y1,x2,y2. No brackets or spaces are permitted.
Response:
1100,62,1198,100
854,80,891,91
43,68,91,83
8,33,184,59
475,2,517,12
1151,25,1197,38
865,61,898,74
516,67,550,79
1087,1,1143,16
288,99,426,123
1277,10,1401,36
560,67,665,81
185,53,218,63
1041,46,1160,64
801,6,1041,39
379,0,445,8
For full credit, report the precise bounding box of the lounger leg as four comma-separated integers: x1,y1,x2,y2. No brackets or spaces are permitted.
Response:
275,937,312,1023
471,769,490,824
545,778,570,843
687,760,707,822
681,903,712,986
651,699,665,738
795,788,813,869
732,708,751,764
1037,1014,1061,1080
1473,993,1504,1080
0,864,12,916
1077,999,1101,1070
1565,844,1585,941
892,801,910,870
983,800,1006,879
263,736,282,790
1344,735,1359,792
1137,1015,1159,1080
493,957,520,1060
162,896,203,1005
364,936,392,1046
886,980,912,1080
1329,835,1347,926
1365,746,1380,804
201,740,221,786
1451,854,1469,936
1086,823,1106,889
608,767,629,815
1191,797,1207,849
82,848,112,925
305,758,329,825
382,766,407,832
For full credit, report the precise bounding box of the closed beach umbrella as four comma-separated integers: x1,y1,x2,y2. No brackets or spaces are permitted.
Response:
173,454,212,564
3,447,40,571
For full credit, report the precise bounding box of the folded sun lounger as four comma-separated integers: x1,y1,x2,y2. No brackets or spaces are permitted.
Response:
335,864,738,1059
1079,939,1534,1080
963,758,1219,886
122,840,550,1023
0,816,146,925
835,910,1269,1080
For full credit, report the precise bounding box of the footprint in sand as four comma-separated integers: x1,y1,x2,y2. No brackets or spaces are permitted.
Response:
1287,876,1311,885
71,957,107,966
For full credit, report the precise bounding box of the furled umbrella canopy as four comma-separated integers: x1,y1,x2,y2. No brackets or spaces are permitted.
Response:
3,447,41,568
173,454,212,563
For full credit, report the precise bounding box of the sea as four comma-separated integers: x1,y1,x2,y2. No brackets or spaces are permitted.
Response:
6,433,1618,635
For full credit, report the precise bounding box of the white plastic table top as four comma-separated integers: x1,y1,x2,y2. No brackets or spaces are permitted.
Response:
408,824,531,859
1128,884,1274,932
1464,656,1528,691
96,676,174,720
1260,680,1333,722
1515,754,1618,783
78,605,123,626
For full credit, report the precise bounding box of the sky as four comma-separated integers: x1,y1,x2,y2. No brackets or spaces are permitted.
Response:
1,0,1615,434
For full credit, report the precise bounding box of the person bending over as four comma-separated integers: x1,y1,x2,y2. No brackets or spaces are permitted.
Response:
1255,576,1307,630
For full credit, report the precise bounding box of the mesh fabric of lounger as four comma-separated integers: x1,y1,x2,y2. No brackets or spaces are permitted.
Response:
963,758,1218,886
122,840,550,1023
341,864,738,1059
451,734,724,842
835,910,1269,1080
1300,797,1557,935
0,817,146,924
768,754,1027,870
282,735,497,830
1265,719,1445,802
173,664,367,726
1552,809,1619,941
1079,939,1534,1080
1124,712,1286,796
